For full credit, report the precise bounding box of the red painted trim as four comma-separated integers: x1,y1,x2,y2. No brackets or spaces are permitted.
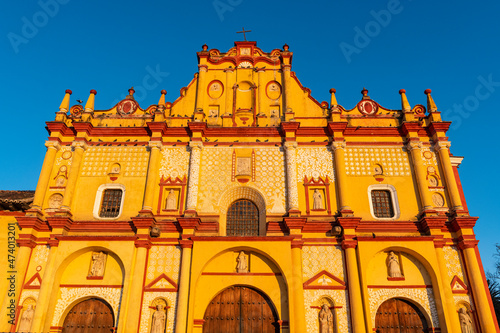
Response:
450,275,468,294
357,236,432,242
55,236,138,241
144,273,179,292
190,236,295,242
452,165,469,213
303,176,331,215
367,285,432,289
0,211,25,216
58,284,123,288
303,270,346,290
201,272,281,276
68,221,135,232
86,276,104,280
356,221,421,233
23,272,42,289
387,277,405,281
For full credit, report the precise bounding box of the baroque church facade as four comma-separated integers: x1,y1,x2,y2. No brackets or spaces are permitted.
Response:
1,41,498,333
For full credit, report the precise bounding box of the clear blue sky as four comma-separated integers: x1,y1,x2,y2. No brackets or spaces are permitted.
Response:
1,0,499,273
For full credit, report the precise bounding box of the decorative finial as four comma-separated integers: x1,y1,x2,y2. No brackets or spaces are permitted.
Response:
329,88,338,108
283,44,289,51
424,89,437,112
202,44,208,51
361,87,369,99
399,89,411,112
59,89,72,112
158,90,167,108
126,87,135,100
84,89,97,113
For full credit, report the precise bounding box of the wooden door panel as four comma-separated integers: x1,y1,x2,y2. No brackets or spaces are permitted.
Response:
203,285,278,333
62,298,114,333
375,298,428,333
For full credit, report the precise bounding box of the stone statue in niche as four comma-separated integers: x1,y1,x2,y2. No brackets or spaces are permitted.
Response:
318,304,334,333
313,189,324,210
236,251,248,273
166,189,177,210
150,304,167,333
89,251,106,277
387,251,403,278
18,304,35,332
458,308,473,333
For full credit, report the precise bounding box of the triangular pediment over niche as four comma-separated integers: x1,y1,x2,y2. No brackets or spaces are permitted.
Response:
451,275,468,294
24,272,42,289
145,273,178,292
303,270,346,290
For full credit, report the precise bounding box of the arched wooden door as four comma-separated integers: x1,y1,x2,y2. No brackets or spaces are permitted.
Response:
375,298,428,333
203,285,279,333
62,298,114,333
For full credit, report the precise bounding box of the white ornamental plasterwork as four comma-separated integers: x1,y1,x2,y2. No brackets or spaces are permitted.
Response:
198,148,233,213
19,290,39,305
186,144,202,210
197,148,285,214
302,246,344,281
368,288,439,328
254,149,286,212
33,245,50,266
296,147,335,181
146,246,181,282
443,246,465,280
51,287,122,326
160,148,190,179
139,292,177,333
55,146,73,167
284,143,299,210
81,147,148,177
420,147,439,167
345,147,410,177
304,289,350,333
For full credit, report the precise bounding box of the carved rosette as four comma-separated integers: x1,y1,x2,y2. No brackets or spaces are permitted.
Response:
284,142,299,211
186,142,203,210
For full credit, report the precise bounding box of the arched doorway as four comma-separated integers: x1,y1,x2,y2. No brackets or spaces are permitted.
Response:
226,200,259,236
375,298,428,333
62,298,114,333
203,285,279,333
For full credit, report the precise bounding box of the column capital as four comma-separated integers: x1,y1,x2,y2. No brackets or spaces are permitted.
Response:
418,216,447,234
179,239,194,249
198,64,208,72
330,141,346,151
456,236,479,250
223,67,234,73
282,64,291,71
148,141,163,150
189,141,204,151
283,141,298,150
341,237,358,249
433,141,451,151
405,140,423,151
71,140,88,151
45,140,61,150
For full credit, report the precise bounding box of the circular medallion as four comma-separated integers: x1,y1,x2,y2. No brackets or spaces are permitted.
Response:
60,165,67,172
70,105,83,117
312,170,320,179
373,165,383,175
208,80,224,99
62,151,72,160
117,99,138,115
427,166,436,173
357,100,378,116
432,193,444,207
423,151,433,159
36,266,42,272
48,193,63,209
428,176,438,187
266,81,282,100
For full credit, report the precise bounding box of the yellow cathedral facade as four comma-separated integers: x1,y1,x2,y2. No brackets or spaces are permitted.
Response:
1,41,498,333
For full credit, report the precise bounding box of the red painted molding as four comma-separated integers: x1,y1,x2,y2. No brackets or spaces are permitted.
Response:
86,276,104,280
23,272,42,289
190,235,295,242
59,284,123,288
177,217,201,231
179,239,193,249
144,273,178,292
449,216,478,232
303,270,346,290
357,220,420,233
147,121,168,135
450,275,468,294
16,215,50,232
202,272,282,276
336,216,361,229
46,216,74,232
134,239,152,249
357,236,433,242
427,122,451,137
367,285,432,289
283,217,307,231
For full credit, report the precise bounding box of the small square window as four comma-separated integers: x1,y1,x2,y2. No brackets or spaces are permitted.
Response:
371,190,394,218
99,189,123,218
